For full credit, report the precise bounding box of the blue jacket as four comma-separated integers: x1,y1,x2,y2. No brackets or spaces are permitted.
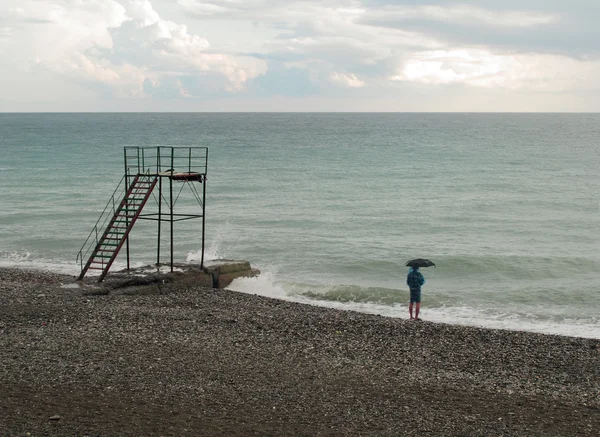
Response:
407,268,425,290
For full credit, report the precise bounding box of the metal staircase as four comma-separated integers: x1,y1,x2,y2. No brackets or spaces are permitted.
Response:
77,174,158,281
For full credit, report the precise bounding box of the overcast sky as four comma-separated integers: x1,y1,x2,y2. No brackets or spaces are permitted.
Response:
1,0,599,111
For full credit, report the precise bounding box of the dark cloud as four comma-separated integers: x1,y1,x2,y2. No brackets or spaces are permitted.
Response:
362,0,597,12
359,1,600,56
366,18,600,56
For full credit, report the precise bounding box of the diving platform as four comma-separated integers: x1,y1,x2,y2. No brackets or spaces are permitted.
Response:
76,146,208,282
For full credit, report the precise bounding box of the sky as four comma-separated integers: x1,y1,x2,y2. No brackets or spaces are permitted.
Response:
1,0,599,112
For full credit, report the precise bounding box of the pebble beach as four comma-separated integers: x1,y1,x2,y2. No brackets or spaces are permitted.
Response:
1,267,599,436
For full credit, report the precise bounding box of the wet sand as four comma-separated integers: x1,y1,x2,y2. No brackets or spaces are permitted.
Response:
1,267,599,436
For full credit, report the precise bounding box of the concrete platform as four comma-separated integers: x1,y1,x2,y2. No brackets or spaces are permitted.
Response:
82,260,259,293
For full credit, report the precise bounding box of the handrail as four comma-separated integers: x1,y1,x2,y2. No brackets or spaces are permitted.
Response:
124,146,208,176
76,175,128,272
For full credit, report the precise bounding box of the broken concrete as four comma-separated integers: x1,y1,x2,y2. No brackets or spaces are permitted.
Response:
94,260,259,292
203,259,260,288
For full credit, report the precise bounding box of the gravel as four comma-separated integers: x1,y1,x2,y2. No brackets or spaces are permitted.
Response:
1,267,599,436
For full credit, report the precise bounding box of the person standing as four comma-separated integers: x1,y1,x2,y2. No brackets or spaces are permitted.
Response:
406,266,425,320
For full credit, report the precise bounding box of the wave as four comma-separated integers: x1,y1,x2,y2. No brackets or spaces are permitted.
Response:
322,254,600,286
227,270,600,339
0,249,33,263
335,254,600,285
0,249,79,275
186,222,232,263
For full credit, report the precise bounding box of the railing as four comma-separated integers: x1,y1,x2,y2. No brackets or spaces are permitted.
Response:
76,175,128,272
124,147,208,177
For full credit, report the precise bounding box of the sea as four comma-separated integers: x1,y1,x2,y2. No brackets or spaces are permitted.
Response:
1,113,599,338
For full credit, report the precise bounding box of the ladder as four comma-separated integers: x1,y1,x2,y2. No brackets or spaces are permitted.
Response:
77,174,158,281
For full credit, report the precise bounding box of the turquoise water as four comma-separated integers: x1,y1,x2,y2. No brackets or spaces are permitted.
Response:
1,113,599,338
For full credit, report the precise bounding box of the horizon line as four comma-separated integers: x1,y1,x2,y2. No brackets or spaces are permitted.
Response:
1,111,599,114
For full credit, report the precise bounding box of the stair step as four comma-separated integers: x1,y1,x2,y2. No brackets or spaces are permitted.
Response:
79,176,158,281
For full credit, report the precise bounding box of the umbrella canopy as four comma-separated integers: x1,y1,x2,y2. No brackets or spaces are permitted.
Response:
405,258,436,268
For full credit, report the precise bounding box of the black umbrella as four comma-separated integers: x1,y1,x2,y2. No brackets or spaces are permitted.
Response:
405,258,436,268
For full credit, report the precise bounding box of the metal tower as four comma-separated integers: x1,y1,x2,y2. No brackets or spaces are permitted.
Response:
76,146,208,282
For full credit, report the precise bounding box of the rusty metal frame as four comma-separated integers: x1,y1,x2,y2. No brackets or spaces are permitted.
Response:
77,146,208,281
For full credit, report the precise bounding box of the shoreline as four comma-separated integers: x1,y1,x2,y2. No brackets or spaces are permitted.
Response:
2,262,599,340
1,267,599,436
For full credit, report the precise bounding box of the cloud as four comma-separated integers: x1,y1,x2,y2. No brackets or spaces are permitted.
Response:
359,1,600,57
393,49,600,92
2,0,267,98
2,0,600,110
177,0,236,16
175,0,596,94
362,4,559,29
180,1,440,90
330,72,364,88
0,26,12,39
54,54,150,97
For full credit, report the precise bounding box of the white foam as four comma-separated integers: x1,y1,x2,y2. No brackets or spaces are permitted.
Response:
422,306,600,339
0,253,151,277
0,256,80,275
0,250,33,263
228,272,289,300
228,270,600,339
187,222,231,263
